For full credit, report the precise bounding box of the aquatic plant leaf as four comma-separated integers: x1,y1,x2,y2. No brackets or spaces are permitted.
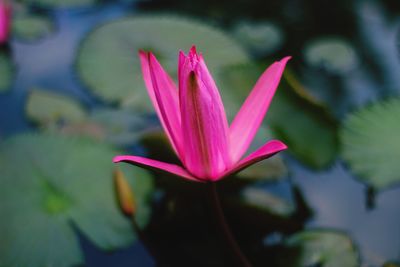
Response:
341,98,400,190
12,14,54,42
26,88,87,125
285,230,359,267
53,108,156,147
232,20,284,56
241,187,294,217
0,133,154,267
219,63,338,169
303,37,358,74
88,108,155,147
26,90,154,146
77,15,250,110
18,0,96,8
0,51,13,92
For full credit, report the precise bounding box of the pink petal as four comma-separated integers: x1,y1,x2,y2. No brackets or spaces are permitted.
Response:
139,51,183,158
222,140,287,178
113,155,201,182
0,2,11,44
178,46,231,179
229,57,291,162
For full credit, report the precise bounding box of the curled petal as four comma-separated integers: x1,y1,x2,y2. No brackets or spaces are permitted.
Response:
113,155,201,182
229,57,291,162
222,140,287,178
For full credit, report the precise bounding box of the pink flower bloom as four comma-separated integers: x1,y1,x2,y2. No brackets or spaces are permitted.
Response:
114,46,290,182
0,0,11,44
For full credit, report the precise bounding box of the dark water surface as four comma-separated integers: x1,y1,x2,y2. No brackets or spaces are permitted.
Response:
1,2,400,266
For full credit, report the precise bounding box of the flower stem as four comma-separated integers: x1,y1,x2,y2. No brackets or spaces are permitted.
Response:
207,182,252,267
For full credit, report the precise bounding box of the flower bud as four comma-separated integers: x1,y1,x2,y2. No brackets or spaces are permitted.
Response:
113,167,136,217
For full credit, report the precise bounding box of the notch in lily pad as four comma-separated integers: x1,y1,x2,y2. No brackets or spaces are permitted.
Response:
0,133,154,267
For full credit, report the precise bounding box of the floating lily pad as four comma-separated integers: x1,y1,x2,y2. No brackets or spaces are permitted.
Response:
26,89,155,146
241,187,294,217
268,86,338,168
48,108,157,147
219,63,338,168
19,0,96,8
26,88,87,126
0,133,154,267
233,20,284,56
0,51,13,92
12,14,54,42
77,15,250,110
285,230,359,267
303,38,359,74
88,108,156,147
341,98,400,190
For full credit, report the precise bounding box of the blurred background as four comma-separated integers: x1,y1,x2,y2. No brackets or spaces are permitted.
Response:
0,0,400,266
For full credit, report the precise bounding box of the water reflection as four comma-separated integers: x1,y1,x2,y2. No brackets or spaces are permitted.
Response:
290,158,400,266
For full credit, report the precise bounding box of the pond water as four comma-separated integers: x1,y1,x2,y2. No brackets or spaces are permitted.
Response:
1,1,400,267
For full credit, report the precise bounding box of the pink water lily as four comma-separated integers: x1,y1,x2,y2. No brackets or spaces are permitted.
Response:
114,46,290,182
0,0,11,44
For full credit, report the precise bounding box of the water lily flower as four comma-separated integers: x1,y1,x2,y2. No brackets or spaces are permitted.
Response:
114,46,290,182
0,0,11,44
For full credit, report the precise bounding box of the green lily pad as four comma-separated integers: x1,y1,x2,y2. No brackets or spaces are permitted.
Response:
219,63,338,169
0,133,154,267
303,38,359,74
268,86,338,168
232,20,284,56
42,108,155,147
0,51,13,92
18,0,96,8
341,98,400,190
25,89,153,146
88,108,153,147
26,88,88,126
12,14,54,42
241,187,294,217
77,15,250,110
285,230,359,267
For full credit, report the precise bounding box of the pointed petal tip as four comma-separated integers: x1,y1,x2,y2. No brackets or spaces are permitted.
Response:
280,56,292,64
113,155,126,163
148,52,157,61
190,45,197,53
222,139,288,178
138,49,149,57
179,50,186,57
188,46,199,62
268,139,288,152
